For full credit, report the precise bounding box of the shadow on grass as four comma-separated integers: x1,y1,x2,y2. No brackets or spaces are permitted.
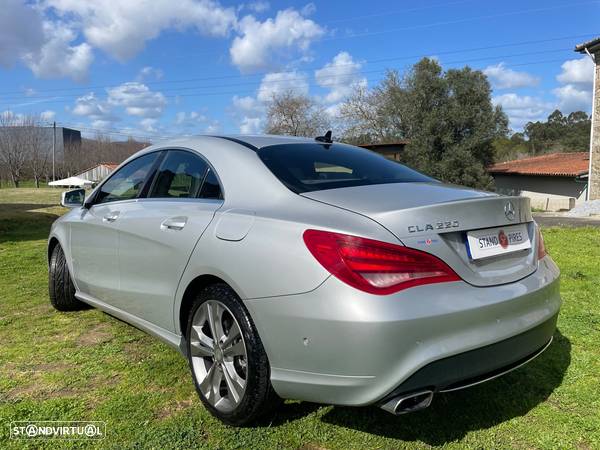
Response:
0,203,60,243
267,330,571,446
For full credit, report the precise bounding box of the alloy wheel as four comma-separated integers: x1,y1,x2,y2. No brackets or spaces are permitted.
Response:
189,300,248,412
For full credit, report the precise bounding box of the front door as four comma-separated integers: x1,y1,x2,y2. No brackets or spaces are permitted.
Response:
70,152,160,305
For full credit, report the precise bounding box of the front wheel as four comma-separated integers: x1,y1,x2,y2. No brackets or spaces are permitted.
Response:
48,244,87,311
186,284,280,425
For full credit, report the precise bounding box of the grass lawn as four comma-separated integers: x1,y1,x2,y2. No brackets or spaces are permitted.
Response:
0,187,599,449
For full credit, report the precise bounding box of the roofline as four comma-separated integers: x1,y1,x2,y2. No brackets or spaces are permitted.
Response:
575,37,600,53
358,141,410,148
488,170,588,177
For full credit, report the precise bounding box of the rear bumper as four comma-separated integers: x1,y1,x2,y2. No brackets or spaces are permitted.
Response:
380,313,556,403
244,256,561,406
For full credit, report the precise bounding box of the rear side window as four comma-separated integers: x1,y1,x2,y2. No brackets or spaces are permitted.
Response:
149,150,208,198
257,143,432,193
199,168,222,199
96,153,158,204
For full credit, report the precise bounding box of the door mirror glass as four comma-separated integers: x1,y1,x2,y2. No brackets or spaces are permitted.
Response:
61,189,85,208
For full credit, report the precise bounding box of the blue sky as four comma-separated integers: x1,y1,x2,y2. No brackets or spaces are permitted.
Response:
0,0,598,141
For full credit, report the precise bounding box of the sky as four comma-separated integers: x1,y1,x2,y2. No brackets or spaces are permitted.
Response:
0,0,598,142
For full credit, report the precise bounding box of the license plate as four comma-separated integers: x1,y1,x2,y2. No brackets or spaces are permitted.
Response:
466,224,531,260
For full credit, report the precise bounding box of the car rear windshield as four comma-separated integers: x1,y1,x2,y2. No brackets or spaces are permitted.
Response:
257,143,433,193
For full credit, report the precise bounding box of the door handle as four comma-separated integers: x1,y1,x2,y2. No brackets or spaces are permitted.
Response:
161,216,187,231
103,211,120,222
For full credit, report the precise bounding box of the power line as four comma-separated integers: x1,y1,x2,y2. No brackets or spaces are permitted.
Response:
0,51,575,108
319,1,600,43
0,33,594,99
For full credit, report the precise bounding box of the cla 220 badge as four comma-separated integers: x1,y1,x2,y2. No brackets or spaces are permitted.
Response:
408,220,460,233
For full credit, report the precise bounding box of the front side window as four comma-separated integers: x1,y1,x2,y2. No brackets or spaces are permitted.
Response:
95,153,158,204
258,143,433,193
149,150,208,198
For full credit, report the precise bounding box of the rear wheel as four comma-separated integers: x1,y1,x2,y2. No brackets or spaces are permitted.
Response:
186,284,280,425
48,244,87,311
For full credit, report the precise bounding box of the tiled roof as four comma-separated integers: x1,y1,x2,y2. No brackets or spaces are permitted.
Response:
488,152,589,177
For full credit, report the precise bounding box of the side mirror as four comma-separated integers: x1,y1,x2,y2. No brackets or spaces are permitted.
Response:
61,189,86,208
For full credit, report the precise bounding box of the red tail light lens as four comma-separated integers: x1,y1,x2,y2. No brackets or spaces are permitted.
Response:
303,229,461,295
536,225,547,260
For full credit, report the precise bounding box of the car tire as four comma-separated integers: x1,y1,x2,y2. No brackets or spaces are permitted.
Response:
48,244,87,311
186,283,281,426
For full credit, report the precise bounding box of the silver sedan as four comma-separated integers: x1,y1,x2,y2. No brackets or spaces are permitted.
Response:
48,134,561,425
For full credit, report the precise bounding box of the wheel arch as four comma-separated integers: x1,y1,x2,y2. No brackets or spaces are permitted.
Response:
48,236,61,264
178,274,238,337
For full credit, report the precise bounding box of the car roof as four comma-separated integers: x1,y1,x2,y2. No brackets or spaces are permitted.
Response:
213,134,318,150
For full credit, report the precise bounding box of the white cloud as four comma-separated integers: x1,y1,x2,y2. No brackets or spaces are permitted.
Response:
174,110,208,127
493,93,553,130
243,1,270,13
139,118,158,132
22,21,93,82
107,82,167,118
137,66,164,81
483,62,539,89
257,71,309,102
40,110,56,122
315,51,366,104
239,117,262,134
0,0,44,68
229,71,309,133
553,84,593,113
72,92,119,124
230,8,324,72
47,0,237,61
231,95,264,133
557,57,594,85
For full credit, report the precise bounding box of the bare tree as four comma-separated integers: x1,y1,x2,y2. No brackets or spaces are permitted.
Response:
0,112,30,187
24,116,51,188
339,71,407,144
265,91,330,137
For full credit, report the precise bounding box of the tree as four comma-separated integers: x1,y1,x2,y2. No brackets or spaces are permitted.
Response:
524,110,591,154
0,112,31,188
339,72,408,144
25,116,51,188
264,91,330,137
340,58,508,189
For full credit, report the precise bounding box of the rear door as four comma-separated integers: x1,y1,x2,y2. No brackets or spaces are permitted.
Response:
70,152,159,303
115,149,224,331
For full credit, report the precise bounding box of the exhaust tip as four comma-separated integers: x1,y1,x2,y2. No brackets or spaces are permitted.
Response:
380,390,434,415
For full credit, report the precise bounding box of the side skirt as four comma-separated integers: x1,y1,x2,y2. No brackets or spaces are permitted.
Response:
75,291,184,353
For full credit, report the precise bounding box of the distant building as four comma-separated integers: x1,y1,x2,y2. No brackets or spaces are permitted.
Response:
0,126,81,162
358,141,409,161
488,152,589,211
75,162,118,183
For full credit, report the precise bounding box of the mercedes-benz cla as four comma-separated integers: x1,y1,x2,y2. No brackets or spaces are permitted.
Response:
48,135,561,425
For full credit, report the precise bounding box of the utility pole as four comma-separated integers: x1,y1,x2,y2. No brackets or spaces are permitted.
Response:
52,121,56,182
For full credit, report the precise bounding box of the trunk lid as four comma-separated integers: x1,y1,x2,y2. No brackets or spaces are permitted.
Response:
301,182,536,287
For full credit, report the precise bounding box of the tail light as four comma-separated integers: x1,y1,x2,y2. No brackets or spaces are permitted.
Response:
536,224,547,260
303,229,460,295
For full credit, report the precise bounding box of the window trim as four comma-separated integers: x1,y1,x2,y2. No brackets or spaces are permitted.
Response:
87,147,225,208
87,150,164,207
145,149,209,200
143,147,224,201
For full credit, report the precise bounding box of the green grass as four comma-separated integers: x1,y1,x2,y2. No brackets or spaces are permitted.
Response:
1,188,599,449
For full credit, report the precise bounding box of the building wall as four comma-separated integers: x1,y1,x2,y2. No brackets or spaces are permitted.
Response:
492,174,587,202
590,51,600,200
76,165,114,182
